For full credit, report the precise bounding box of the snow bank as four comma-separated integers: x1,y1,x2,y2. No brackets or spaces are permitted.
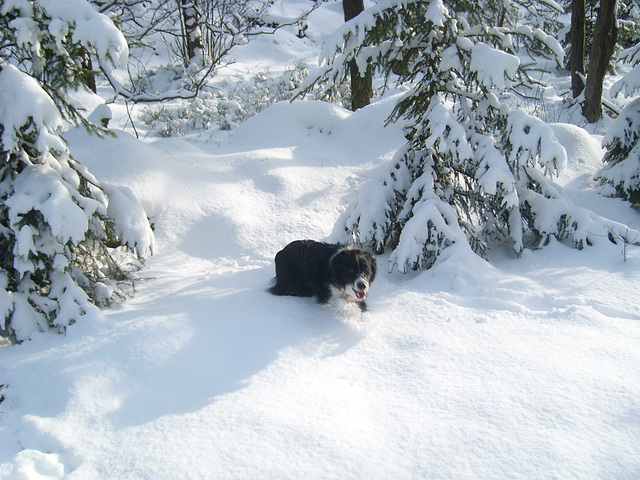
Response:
230,100,351,150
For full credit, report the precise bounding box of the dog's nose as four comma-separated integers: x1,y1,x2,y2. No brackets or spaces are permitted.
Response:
356,280,367,291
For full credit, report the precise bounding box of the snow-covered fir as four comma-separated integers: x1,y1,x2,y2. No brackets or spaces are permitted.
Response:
309,0,640,272
0,0,639,478
0,2,153,342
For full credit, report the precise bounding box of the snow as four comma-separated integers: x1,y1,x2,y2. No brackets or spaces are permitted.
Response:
7,166,89,246
470,43,520,91
1,1,640,479
39,0,128,67
2,0,127,77
611,64,640,99
610,42,640,99
0,64,63,154
505,109,566,176
596,98,640,201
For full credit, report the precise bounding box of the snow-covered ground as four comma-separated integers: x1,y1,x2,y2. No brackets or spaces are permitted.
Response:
1,1,640,479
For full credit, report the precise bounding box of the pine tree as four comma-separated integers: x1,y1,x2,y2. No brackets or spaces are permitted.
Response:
596,33,640,203
301,0,640,272
596,98,640,203
0,0,154,342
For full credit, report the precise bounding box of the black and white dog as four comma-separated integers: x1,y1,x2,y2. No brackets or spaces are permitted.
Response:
269,240,377,311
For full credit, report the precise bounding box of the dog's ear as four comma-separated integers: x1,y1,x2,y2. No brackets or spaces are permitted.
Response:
360,251,377,281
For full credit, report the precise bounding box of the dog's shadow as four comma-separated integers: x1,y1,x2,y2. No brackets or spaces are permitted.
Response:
100,266,366,428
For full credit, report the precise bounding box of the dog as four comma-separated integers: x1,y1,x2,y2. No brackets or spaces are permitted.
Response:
269,240,377,311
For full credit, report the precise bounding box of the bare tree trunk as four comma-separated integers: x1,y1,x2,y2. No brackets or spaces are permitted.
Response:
583,0,617,122
343,0,372,111
570,0,586,98
180,0,204,65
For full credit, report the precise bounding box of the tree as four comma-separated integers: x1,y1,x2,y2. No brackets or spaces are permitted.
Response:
0,0,154,342
582,0,618,122
343,0,372,111
303,0,639,272
97,0,319,105
570,0,586,98
596,98,640,203
565,0,639,119
596,43,640,203
180,0,205,65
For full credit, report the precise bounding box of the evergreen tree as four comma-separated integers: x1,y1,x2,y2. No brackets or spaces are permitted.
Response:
596,98,640,203
0,0,154,342
596,39,640,204
302,0,639,272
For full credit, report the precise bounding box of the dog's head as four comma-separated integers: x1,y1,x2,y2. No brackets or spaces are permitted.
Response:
329,248,377,303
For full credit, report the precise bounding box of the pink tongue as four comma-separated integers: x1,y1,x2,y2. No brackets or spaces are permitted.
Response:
354,290,366,299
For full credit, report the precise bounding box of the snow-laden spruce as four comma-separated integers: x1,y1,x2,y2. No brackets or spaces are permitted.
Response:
0,0,153,342
303,0,640,272
598,43,640,204
597,98,640,204
610,43,640,99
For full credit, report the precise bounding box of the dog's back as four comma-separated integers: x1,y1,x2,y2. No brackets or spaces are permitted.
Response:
268,240,338,297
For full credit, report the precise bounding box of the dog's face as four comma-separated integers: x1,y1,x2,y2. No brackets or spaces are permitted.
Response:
330,249,377,303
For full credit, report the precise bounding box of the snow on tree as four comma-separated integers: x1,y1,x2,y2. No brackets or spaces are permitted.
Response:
0,0,154,342
596,98,640,204
597,42,640,204
299,0,640,272
1,0,128,126
610,43,640,99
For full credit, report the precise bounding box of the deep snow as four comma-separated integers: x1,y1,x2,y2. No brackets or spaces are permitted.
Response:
1,1,640,479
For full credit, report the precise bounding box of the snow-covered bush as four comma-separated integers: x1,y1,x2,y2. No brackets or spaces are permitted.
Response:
0,1,154,342
305,0,640,272
141,62,315,136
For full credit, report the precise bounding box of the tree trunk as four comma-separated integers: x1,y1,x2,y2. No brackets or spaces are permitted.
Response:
583,0,617,122
180,0,204,65
80,48,97,94
570,0,586,98
343,0,373,111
